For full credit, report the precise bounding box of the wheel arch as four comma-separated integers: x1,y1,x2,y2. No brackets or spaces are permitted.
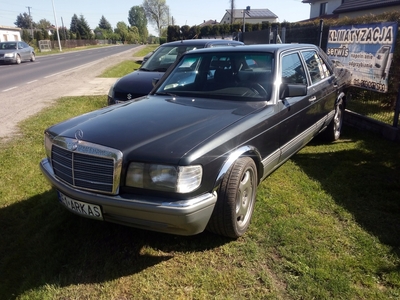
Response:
213,145,263,192
337,90,347,108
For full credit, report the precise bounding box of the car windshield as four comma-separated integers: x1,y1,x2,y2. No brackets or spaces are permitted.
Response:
0,42,17,50
140,45,202,72
155,51,275,101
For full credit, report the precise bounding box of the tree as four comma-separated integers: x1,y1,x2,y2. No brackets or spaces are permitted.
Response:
128,6,148,42
78,15,93,39
99,15,112,31
96,15,113,40
70,14,79,34
14,12,35,29
114,21,129,43
70,14,93,39
142,0,169,37
36,19,52,30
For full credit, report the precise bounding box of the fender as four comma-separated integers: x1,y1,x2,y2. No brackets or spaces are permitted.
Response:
213,145,263,192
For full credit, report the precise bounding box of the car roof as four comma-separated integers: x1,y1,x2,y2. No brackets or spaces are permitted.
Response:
183,43,320,54
159,39,244,47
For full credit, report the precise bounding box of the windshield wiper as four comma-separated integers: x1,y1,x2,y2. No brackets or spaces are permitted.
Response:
152,68,168,72
154,92,177,97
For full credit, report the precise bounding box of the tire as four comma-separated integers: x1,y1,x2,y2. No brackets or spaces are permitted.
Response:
207,157,257,238
16,54,21,64
30,53,36,62
320,99,345,142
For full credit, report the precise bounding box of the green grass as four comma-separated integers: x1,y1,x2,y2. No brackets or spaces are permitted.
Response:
100,44,159,78
0,96,399,299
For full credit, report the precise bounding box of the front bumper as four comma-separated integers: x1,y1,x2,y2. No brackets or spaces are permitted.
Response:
0,56,17,64
40,158,217,235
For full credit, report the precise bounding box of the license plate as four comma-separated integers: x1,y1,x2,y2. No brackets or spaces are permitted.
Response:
58,191,103,220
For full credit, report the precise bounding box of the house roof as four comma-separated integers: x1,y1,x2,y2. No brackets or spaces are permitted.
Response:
226,8,278,19
333,0,400,13
198,19,219,27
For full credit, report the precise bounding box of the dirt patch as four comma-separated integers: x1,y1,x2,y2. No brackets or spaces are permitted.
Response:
0,45,145,142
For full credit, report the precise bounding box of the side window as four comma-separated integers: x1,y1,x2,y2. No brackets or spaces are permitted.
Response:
301,51,332,85
281,53,307,84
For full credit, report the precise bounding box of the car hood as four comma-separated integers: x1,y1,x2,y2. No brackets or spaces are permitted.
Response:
47,96,266,164
114,70,165,96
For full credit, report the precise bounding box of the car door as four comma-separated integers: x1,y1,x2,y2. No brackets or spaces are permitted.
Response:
277,50,313,163
300,50,337,133
17,42,28,60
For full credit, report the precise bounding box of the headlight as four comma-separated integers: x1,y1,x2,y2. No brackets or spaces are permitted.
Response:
4,53,15,58
126,162,202,193
44,132,54,159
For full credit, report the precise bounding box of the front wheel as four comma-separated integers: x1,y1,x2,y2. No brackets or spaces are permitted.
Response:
16,54,21,64
207,157,257,238
30,53,36,62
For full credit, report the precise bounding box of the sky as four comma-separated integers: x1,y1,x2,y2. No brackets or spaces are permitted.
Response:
0,0,310,36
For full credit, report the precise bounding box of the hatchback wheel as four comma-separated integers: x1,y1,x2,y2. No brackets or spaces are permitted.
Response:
207,157,257,238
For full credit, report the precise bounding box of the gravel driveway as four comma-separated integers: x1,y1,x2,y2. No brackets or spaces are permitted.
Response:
0,45,145,142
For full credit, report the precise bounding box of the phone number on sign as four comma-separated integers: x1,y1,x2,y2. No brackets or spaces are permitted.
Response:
352,79,386,92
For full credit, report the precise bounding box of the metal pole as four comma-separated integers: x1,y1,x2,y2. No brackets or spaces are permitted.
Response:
318,19,324,48
52,0,62,51
393,83,400,127
242,10,245,33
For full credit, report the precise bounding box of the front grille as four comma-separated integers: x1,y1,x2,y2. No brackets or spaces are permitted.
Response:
50,139,122,195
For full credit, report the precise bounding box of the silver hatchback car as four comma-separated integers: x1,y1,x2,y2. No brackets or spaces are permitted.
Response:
0,41,36,64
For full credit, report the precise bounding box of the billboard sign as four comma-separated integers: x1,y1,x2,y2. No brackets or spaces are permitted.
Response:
327,22,398,93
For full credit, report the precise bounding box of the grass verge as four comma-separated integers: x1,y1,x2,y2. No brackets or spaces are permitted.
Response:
0,96,399,299
100,44,159,78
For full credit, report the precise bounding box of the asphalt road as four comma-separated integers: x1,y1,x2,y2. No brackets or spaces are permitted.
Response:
0,44,141,92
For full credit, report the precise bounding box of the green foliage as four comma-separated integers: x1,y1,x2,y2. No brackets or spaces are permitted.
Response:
98,15,112,31
142,0,169,37
14,12,35,29
68,14,93,40
36,19,51,30
21,29,31,42
69,14,79,34
34,30,43,41
128,6,148,42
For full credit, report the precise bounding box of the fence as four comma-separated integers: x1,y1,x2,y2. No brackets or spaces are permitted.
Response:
47,39,113,50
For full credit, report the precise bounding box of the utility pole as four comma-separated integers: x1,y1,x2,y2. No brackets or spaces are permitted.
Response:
26,6,33,39
52,0,62,51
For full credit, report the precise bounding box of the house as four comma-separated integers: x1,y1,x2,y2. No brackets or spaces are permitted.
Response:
302,0,400,19
220,8,278,25
198,20,219,27
0,26,21,42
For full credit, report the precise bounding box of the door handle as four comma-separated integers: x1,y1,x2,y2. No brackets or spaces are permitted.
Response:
309,96,317,102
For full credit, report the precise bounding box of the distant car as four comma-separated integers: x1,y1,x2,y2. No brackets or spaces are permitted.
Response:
107,39,244,105
0,41,35,64
40,44,350,238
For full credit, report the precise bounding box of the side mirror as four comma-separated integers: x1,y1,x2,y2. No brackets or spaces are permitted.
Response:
152,78,159,87
279,83,307,99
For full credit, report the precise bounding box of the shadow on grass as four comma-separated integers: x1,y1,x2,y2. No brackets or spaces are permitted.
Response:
292,127,400,265
0,189,229,299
